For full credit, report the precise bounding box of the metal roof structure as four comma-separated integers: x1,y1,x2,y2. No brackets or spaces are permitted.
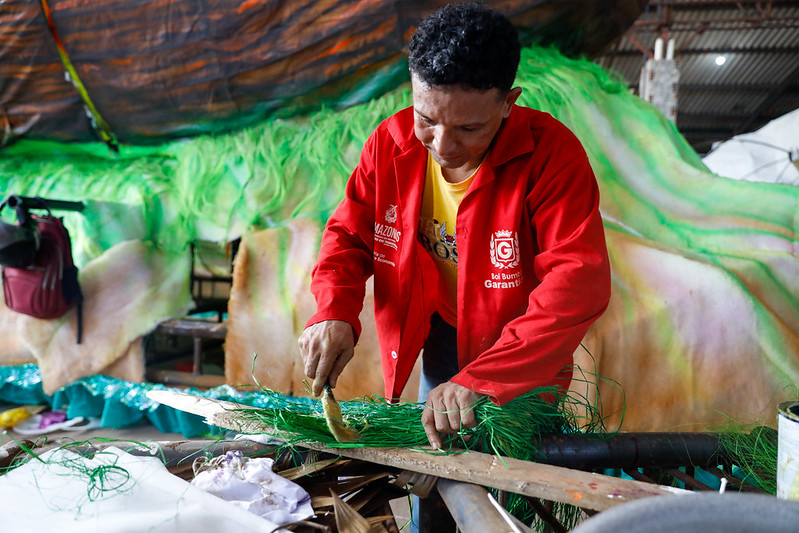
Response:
593,0,799,154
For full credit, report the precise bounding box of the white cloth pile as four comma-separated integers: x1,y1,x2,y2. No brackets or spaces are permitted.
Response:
0,446,285,532
191,450,313,525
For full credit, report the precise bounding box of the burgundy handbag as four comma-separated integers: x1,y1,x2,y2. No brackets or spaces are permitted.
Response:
1,196,83,342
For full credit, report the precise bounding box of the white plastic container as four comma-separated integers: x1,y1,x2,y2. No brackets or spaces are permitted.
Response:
777,401,799,499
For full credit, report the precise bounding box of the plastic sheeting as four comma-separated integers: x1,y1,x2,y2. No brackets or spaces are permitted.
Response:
0,364,314,437
702,108,799,185
0,0,644,147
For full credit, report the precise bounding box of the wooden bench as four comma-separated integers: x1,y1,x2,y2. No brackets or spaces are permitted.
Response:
146,318,228,388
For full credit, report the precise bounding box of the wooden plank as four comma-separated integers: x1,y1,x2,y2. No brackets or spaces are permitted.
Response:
298,442,689,512
145,369,226,389
145,391,691,511
155,319,227,339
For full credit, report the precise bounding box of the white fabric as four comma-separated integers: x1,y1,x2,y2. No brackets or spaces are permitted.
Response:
191,451,313,525
702,108,799,185
0,446,283,532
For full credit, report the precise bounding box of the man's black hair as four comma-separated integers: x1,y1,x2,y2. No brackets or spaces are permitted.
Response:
408,2,521,93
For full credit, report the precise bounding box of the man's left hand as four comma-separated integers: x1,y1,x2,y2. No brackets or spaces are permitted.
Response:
421,381,483,449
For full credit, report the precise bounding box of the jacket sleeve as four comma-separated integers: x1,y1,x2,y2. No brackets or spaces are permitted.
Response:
452,123,611,405
305,132,379,340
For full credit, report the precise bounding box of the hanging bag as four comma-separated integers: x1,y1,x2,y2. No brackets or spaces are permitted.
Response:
0,195,38,268
0,195,83,343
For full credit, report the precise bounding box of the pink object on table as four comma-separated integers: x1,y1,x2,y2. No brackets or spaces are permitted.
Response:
38,410,67,429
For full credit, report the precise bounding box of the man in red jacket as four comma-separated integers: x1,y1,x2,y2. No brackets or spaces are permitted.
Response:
299,2,610,449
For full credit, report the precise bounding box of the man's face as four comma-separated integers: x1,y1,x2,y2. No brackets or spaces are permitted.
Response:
412,73,520,181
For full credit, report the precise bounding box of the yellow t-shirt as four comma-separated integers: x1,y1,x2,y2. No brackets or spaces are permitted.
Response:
418,154,480,326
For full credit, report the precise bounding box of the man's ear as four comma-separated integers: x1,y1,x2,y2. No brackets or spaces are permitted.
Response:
503,87,523,117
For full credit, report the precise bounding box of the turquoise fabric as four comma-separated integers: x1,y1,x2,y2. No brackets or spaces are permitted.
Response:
0,364,293,438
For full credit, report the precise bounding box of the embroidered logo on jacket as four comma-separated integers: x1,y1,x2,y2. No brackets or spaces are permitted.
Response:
490,230,519,269
375,222,401,250
385,204,398,223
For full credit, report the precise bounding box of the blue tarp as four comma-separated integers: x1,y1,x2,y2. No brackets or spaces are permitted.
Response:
0,364,296,438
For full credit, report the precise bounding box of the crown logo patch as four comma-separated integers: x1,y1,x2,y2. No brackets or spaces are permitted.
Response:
385,204,397,223
490,230,519,269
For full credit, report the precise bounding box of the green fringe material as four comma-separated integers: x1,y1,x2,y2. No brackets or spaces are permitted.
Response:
233,384,605,452
718,425,779,495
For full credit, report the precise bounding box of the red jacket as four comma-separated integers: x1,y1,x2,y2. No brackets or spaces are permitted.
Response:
307,105,610,404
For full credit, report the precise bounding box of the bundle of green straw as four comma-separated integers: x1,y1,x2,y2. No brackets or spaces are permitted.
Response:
232,378,609,459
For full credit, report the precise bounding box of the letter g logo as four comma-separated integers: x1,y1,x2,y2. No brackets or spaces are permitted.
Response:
489,230,520,269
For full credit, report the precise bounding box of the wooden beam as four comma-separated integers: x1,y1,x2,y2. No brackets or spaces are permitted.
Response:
299,441,690,512
597,45,799,57
736,62,799,134
144,369,226,389
155,318,227,339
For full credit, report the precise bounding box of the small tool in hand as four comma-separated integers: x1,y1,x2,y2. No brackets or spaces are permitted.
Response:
317,378,360,443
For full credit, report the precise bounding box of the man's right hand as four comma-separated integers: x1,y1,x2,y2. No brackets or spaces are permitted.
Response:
298,320,355,396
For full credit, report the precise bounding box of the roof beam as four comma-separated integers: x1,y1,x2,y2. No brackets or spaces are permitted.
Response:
596,45,799,57
635,19,799,31
736,62,799,133
680,128,736,137
678,112,751,122
646,1,794,10
678,46,799,55
678,83,799,92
